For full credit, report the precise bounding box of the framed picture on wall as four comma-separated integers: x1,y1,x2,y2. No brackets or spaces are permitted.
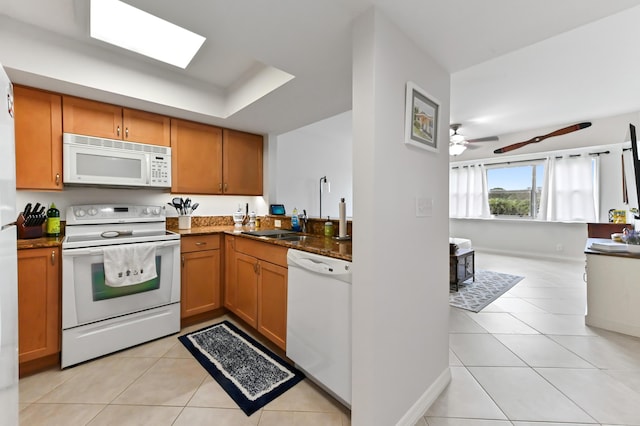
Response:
405,81,439,152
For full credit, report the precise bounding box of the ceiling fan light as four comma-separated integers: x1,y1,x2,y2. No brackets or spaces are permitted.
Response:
449,143,467,156
450,133,465,143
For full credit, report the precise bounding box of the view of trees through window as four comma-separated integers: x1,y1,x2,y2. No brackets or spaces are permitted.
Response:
487,163,544,217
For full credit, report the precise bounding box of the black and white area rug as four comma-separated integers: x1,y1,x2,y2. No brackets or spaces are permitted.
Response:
450,269,524,313
179,320,304,416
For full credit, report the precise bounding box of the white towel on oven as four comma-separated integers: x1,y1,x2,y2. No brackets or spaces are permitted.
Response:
103,243,157,287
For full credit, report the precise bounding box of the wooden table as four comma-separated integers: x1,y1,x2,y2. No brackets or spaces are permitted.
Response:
450,248,474,292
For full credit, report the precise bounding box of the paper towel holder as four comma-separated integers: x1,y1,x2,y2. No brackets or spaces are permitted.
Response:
319,176,330,218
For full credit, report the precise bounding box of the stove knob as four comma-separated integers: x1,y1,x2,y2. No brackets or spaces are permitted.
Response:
75,208,86,217
88,208,98,216
142,207,150,215
152,208,161,215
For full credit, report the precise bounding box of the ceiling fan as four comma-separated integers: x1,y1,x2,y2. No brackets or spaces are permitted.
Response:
449,123,499,156
493,122,592,154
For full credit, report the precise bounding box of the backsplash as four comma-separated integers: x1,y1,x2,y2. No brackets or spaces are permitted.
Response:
167,215,353,238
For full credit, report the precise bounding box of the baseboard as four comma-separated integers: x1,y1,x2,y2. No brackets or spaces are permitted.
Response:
475,246,585,264
586,315,640,339
395,367,451,426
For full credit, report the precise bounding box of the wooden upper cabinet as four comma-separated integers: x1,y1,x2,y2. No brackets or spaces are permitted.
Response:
14,86,63,190
123,108,170,146
223,129,263,195
62,96,170,146
171,118,223,194
62,96,121,139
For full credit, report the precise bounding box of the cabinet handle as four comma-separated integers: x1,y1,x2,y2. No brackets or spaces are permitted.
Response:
224,183,228,192
55,173,60,185
195,242,207,246
117,125,121,137
182,256,185,268
219,183,223,193
51,250,55,265
256,262,261,275
125,127,129,138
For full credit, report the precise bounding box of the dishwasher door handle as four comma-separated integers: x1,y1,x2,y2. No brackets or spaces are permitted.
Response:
290,258,334,274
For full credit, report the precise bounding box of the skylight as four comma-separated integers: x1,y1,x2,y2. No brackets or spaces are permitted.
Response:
90,0,206,69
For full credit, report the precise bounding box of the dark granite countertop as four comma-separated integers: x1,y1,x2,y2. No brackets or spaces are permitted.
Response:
169,225,352,261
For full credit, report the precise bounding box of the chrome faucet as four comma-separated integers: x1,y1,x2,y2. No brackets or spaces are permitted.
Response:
301,209,308,233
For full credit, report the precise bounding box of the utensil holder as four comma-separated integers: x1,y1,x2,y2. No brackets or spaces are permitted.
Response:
178,215,192,230
16,213,44,239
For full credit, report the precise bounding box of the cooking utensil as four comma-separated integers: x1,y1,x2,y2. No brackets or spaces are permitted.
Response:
190,203,199,214
23,203,32,217
171,197,184,214
32,202,41,215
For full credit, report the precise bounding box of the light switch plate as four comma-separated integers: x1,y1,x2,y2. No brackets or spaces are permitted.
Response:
416,197,433,217
274,219,282,228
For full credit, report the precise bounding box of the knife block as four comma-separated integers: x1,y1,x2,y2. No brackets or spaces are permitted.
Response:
17,213,44,239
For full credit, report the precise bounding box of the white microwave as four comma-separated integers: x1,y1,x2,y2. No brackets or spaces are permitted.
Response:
63,133,171,188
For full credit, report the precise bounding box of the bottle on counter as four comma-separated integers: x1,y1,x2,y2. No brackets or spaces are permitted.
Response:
291,207,301,232
46,203,60,237
324,216,334,237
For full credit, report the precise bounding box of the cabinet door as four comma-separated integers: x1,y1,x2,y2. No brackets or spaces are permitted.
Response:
17,247,60,363
224,235,237,310
62,96,123,139
14,86,63,190
123,108,170,146
181,249,221,319
258,261,288,350
222,129,263,195
234,252,258,327
171,119,223,194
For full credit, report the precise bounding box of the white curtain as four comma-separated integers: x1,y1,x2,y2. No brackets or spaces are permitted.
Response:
449,165,491,218
538,156,598,222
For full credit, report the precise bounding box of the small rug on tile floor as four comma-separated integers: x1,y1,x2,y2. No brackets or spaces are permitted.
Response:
179,320,304,416
450,269,524,313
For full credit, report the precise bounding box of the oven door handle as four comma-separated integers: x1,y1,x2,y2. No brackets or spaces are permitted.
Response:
62,240,180,256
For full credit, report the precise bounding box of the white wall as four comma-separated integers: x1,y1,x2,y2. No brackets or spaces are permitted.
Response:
274,110,353,219
351,8,450,426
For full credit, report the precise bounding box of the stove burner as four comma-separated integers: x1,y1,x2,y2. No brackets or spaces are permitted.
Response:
101,230,132,238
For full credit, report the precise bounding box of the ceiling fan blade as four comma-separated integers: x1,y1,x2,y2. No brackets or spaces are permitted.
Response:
466,136,499,143
494,122,591,154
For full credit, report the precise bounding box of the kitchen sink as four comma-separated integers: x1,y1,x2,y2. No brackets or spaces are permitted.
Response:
277,235,312,242
241,230,315,243
241,230,298,238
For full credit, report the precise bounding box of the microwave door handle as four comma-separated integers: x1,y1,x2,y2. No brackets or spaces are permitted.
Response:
145,155,150,185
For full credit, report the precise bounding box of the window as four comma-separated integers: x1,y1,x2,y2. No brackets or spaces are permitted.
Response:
486,162,544,218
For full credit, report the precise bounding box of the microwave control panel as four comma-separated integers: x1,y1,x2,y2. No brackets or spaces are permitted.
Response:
150,156,171,186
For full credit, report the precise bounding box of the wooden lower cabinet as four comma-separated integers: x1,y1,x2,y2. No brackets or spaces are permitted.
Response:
223,235,237,310
227,238,288,350
17,247,60,369
234,252,259,327
180,235,221,321
257,261,288,350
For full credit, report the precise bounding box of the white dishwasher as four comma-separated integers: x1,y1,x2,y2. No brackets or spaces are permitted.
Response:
286,249,352,406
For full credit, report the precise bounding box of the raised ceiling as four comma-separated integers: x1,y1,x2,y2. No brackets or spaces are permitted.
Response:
2,0,640,138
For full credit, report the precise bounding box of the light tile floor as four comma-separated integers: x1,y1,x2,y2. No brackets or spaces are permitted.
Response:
20,252,640,425
420,251,640,426
19,315,351,426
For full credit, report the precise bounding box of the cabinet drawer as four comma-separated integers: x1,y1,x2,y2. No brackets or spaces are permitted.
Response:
181,234,220,253
235,237,288,267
